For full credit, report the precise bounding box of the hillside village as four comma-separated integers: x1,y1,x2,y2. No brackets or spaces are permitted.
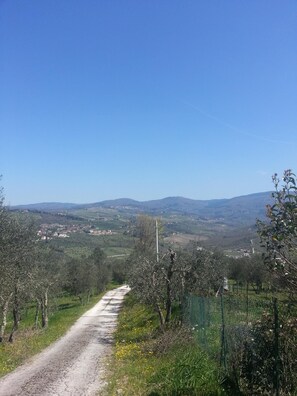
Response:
37,223,115,240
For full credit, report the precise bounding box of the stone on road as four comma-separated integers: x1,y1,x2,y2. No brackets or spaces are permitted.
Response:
0,286,130,396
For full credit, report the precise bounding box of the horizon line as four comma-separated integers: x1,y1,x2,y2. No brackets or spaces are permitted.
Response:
9,190,273,208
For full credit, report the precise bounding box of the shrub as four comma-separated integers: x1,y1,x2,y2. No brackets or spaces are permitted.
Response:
239,312,297,395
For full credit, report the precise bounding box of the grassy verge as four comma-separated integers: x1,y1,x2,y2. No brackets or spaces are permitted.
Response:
0,284,118,377
107,293,224,395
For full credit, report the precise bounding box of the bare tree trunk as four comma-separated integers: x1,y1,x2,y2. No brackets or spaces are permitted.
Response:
165,281,172,323
152,269,165,328
179,275,186,324
41,289,48,328
34,300,40,329
0,294,12,342
165,250,175,323
8,285,20,343
155,302,165,328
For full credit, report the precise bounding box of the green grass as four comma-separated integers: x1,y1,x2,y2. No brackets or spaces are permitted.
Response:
107,294,224,395
0,285,117,377
48,231,134,258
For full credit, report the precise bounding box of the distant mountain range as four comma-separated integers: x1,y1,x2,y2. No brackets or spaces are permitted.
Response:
12,192,273,226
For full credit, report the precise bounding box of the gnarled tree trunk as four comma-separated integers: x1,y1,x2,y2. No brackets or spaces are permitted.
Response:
0,293,12,342
41,289,48,328
165,250,176,323
34,300,40,329
8,284,21,343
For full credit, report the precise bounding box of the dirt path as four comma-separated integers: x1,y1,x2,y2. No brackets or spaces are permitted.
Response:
0,286,130,396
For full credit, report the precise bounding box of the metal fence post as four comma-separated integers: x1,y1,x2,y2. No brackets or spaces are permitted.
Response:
220,287,227,370
273,297,280,396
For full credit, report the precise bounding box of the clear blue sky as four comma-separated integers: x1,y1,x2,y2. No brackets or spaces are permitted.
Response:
1,1,296,205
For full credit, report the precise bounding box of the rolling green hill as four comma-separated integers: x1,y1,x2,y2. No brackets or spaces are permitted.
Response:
11,192,273,255
12,191,272,226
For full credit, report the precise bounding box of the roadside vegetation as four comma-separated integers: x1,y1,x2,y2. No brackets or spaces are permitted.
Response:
0,288,115,376
107,293,224,395
107,170,297,395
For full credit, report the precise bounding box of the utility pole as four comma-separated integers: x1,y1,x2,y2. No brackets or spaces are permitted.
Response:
251,239,255,255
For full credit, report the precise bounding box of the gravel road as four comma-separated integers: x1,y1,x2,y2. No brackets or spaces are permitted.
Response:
0,285,130,396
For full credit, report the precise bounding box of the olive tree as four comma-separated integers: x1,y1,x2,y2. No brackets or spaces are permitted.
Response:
0,189,13,341
65,247,110,304
128,215,171,327
257,169,297,293
227,255,268,293
32,246,66,328
89,247,111,293
185,246,227,296
0,182,38,341
7,217,37,342
66,256,97,303
0,212,37,342
128,216,213,327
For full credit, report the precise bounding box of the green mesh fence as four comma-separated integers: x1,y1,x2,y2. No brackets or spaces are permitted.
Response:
185,291,297,395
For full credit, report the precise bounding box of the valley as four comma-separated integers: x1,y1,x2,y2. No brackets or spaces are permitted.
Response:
12,192,272,257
